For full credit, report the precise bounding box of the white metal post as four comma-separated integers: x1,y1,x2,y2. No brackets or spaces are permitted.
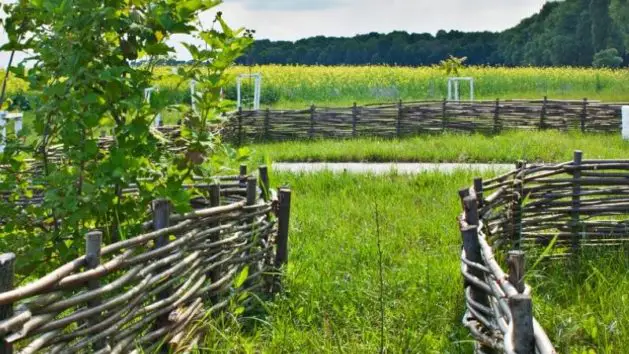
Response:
254,75,262,110
190,80,197,115
622,106,629,140
447,79,452,101
470,79,475,101
144,87,162,127
12,113,22,135
236,73,262,111
454,80,459,102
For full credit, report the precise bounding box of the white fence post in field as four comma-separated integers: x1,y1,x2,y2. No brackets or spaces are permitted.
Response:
447,77,474,102
144,87,162,127
190,80,197,115
622,106,629,140
236,73,262,111
0,112,23,153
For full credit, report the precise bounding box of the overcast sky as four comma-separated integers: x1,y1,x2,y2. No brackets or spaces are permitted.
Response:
1,0,549,66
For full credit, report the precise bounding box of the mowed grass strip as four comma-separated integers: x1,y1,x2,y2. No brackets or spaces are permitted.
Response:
198,171,629,353
248,131,629,164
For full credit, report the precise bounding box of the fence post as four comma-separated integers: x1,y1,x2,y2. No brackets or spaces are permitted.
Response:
473,178,484,208
0,253,15,354
540,96,547,130
581,98,588,133
460,196,491,310
239,164,248,188
507,250,526,293
275,188,291,268
463,196,479,226
396,99,403,137
208,183,222,302
512,161,525,250
442,98,448,132
352,102,358,137
259,165,270,202
458,187,471,210
237,106,243,146
572,150,583,254
246,176,257,206
85,231,104,350
509,294,535,354
309,104,316,139
493,98,501,134
152,199,171,333
264,107,271,141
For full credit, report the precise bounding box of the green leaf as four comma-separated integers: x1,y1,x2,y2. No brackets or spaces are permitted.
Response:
234,266,249,289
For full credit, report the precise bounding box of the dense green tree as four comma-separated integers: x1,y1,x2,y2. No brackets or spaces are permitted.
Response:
610,0,629,54
234,0,627,67
592,48,624,67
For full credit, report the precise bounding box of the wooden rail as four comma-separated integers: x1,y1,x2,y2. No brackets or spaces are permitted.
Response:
460,152,629,353
225,99,625,143
0,171,291,353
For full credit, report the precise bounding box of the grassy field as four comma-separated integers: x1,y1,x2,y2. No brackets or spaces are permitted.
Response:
196,171,629,353
247,131,629,164
4,65,629,111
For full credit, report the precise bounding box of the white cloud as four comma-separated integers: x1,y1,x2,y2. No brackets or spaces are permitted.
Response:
0,0,548,66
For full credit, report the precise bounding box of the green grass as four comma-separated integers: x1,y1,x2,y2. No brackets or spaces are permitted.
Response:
247,131,629,164
195,171,629,353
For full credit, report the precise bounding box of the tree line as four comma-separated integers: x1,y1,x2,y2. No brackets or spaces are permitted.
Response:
234,0,628,68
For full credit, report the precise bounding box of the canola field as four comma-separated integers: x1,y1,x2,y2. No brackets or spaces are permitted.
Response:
4,65,629,109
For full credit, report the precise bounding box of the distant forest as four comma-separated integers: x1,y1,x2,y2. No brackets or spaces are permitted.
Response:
224,0,628,67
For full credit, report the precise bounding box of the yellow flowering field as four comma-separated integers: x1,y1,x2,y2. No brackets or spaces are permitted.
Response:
4,65,629,109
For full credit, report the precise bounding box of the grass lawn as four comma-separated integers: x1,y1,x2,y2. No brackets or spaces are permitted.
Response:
198,171,629,353
247,131,629,164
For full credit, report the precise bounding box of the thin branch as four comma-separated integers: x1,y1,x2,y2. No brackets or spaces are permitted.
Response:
374,202,385,354
0,50,16,109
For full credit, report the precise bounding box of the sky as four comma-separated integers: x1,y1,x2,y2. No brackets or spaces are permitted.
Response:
0,0,549,67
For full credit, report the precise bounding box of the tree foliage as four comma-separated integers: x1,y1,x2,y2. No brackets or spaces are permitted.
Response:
0,0,252,279
235,0,627,67
592,48,624,67
439,55,467,76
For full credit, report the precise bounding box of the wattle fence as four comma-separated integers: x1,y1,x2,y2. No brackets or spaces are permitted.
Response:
459,151,629,353
226,98,625,143
0,167,292,353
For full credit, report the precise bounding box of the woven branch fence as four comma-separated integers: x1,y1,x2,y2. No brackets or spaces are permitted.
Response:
225,98,625,143
0,166,292,354
459,151,629,353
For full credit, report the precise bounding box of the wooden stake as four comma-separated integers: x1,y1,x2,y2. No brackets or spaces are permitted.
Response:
540,96,547,130
572,150,583,254
259,165,270,202
0,253,15,354
264,107,271,141
85,231,104,350
275,188,291,268
507,250,525,293
152,199,171,334
473,178,484,207
509,294,535,354
397,99,403,137
352,102,358,137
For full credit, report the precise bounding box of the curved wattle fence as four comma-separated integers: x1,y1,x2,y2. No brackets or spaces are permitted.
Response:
0,169,291,353
459,151,629,353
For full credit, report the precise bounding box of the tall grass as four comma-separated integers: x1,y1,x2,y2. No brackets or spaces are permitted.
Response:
193,171,629,353
248,131,629,164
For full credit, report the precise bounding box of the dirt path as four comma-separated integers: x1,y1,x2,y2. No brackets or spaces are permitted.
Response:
272,162,514,174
